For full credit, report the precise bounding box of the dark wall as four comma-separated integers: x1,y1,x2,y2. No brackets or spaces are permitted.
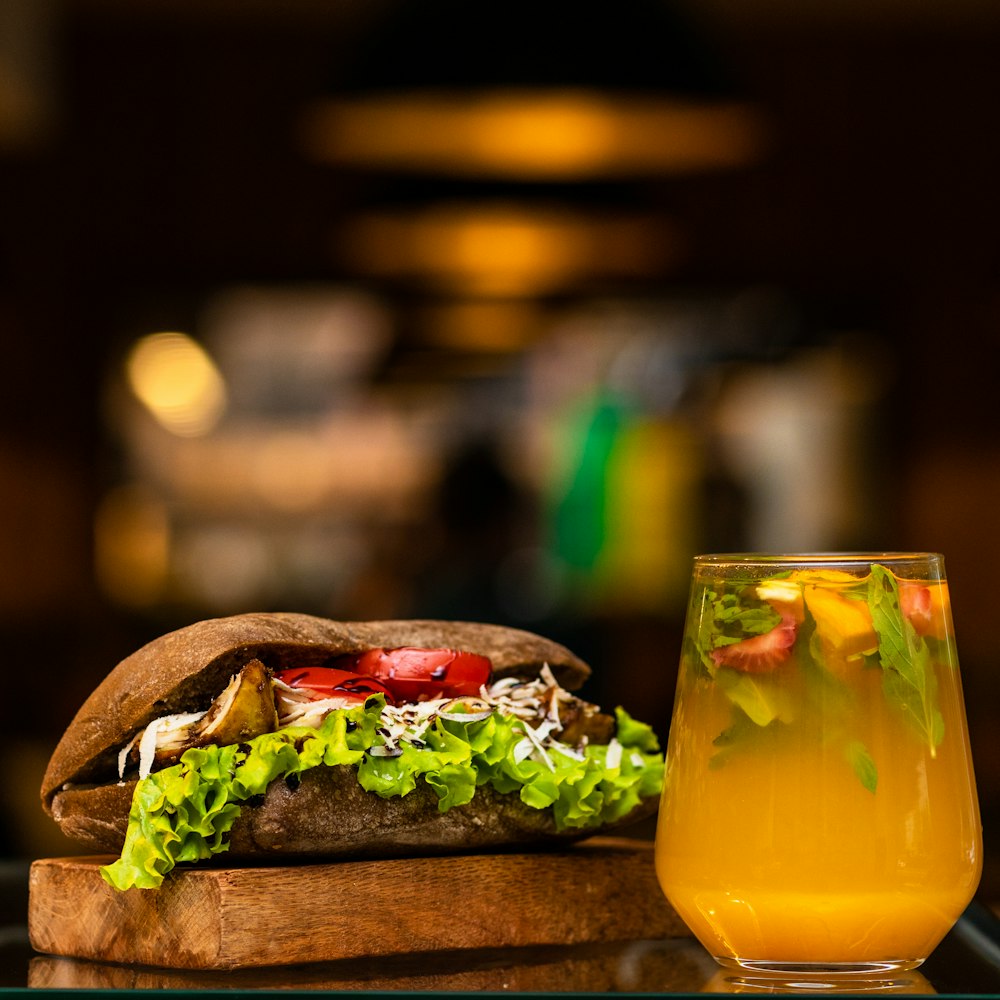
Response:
1,3,998,865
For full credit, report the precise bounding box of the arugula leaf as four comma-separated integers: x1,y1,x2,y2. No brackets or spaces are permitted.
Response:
868,564,944,756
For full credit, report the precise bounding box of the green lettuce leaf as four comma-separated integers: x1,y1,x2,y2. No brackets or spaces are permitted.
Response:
100,700,663,891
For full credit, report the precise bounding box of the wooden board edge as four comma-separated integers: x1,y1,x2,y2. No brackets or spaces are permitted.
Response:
28,839,687,970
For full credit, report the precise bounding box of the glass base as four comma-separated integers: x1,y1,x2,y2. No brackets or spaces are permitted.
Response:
711,958,929,994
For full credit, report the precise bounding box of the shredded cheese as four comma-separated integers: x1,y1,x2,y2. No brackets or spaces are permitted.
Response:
119,660,602,779
366,667,582,771
133,712,205,779
117,735,138,781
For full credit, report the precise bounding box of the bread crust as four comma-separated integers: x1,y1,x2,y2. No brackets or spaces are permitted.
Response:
42,615,591,813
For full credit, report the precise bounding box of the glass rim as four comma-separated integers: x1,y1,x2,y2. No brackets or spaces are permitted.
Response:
693,551,944,570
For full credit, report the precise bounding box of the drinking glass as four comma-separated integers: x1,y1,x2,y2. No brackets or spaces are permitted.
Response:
655,553,982,977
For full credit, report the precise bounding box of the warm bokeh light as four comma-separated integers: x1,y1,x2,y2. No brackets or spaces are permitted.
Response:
413,300,545,353
125,331,227,437
248,429,338,513
340,204,678,295
93,482,170,608
301,90,767,179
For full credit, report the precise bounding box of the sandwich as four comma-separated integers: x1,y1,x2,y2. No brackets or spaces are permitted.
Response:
40,614,664,890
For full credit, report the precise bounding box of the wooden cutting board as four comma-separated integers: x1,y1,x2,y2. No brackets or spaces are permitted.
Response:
28,838,686,971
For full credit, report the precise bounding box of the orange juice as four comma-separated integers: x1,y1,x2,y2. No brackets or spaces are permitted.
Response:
655,554,982,973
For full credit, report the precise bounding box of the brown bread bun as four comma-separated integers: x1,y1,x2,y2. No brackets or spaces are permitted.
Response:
41,614,658,858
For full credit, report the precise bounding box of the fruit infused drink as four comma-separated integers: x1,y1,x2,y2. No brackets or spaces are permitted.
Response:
655,553,982,975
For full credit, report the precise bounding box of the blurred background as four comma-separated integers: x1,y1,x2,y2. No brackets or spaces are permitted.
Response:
0,0,998,890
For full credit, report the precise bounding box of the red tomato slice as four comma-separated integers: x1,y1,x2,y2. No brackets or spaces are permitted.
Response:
710,616,797,674
274,667,395,705
334,648,492,703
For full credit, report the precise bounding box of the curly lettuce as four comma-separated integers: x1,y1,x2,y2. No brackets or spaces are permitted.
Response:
101,699,663,890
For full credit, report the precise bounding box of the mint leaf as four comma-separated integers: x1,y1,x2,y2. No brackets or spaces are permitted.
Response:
845,740,878,793
695,589,781,674
713,593,782,637
715,668,796,727
868,564,944,755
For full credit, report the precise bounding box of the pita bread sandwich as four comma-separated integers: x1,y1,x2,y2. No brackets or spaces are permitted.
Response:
41,614,664,890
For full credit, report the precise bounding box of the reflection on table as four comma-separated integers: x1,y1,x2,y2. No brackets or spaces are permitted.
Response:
28,938,716,992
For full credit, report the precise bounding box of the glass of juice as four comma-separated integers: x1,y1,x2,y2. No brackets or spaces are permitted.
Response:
655,553,982,977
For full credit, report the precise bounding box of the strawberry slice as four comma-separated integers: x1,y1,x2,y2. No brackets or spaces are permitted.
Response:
711,615,798,673
899,583,932,635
